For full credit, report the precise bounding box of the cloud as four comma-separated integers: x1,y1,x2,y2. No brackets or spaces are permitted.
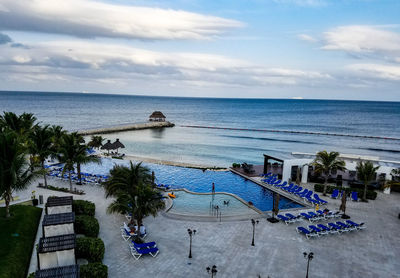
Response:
0,32,11,44
322,25,400,62
0,40,331,88
348,64,400,81
0,0,243,40
297,34,317,42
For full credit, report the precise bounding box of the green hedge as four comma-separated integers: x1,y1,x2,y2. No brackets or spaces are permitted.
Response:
314,184,377,200
73,200,95,216
76,237,105,263
0,205,43,278
75,215,99,237
80,263,108,278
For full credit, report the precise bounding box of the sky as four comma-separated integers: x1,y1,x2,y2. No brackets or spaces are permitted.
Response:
0,0,399,100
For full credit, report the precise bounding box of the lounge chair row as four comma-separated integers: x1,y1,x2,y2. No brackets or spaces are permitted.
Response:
120,223,159,259
296,220,366,239
277,210,341,224
121,222,147,241
331,189,359,202
262,174,328,205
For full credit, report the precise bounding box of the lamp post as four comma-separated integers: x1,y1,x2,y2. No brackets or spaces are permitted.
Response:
206,265,217,278
303,252,314,278
251,219,259,246
187,228,196,259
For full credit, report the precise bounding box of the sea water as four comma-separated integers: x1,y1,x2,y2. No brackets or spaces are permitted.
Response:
1,91,399,167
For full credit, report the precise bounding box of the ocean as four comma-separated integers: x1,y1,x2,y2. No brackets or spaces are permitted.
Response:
1,91,399,167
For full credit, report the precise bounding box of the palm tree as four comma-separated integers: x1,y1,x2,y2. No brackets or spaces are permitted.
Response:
75,142,100,184
312,151,346,196
0,130,40,217
49,125,66,152
88,135,104,150
0,112,37,138
356,161,379,202
29,125,54,188
104,162,164,232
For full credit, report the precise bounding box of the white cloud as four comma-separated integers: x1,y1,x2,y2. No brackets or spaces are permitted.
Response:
322,25,400,62
348,64,400,81
297,34,317,42
0,0,243,40
0,40,331,88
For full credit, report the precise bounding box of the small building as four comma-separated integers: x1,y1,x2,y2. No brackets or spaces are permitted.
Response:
42,212,75,238
37,234,76,270
46,196,73,215
149,111,166,122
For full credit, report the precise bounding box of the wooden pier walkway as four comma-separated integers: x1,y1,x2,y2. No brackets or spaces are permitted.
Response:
78,121,174,135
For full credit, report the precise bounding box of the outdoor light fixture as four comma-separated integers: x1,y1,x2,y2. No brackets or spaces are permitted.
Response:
251,219,259,246
206,265,217,278
303,251,314,278
187,228,196,259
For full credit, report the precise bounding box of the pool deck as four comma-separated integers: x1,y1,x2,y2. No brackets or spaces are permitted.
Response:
8,177,400,278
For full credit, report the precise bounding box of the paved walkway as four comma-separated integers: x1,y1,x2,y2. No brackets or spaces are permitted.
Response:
11,177,400,278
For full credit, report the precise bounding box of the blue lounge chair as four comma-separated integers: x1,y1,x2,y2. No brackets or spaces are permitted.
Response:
296,189,309,198
277,214,294,224
296,226,318,239
291,186,303,194
276,181,287,187
308,212,322,220
288,185,299,193
282,183,294,191
345,220,366,230
317,224,338,235
351,191,358,202
330,189,339,199
131,240,157,249
313,193,328,204
336,221,356,231
308,225,328,235
328,222,344,233
300,213,314,222
130,245,159,260
285,213,301,222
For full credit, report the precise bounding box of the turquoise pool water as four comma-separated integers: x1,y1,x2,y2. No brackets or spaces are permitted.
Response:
80,158,304,211
168,191,259,216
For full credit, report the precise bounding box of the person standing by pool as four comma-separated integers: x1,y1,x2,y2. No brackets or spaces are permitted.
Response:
212,182,215,194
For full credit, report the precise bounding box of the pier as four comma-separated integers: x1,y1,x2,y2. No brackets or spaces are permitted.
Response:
78,121,174,135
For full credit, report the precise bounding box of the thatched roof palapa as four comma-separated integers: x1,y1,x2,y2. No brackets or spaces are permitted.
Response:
112,138,125,149
101,140,116,150
149,111,166,119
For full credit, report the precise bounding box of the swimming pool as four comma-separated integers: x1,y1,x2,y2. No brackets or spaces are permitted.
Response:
80,158,304,211
168,191,259,217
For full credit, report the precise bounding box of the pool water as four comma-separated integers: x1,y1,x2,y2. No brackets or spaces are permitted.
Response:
168,191,259,216
80,158,304,211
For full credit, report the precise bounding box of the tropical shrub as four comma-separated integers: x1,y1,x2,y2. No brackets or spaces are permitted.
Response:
73,200,95,216
232,163,241,168
80,263,108,278
76,237,105,263
314,184,377,200
75,215,99,237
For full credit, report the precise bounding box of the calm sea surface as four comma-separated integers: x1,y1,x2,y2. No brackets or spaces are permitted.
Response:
1,91,399,167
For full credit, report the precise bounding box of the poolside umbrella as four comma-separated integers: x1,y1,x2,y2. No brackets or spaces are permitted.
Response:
100,140,115,154
112,138,125,154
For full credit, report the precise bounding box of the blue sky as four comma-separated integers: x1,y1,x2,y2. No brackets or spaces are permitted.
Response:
0,0,399,100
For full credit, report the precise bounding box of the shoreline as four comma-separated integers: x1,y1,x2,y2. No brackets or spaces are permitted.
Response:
117,154,228,171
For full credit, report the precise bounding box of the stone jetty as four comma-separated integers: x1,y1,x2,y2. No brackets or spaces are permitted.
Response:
77,121,174,135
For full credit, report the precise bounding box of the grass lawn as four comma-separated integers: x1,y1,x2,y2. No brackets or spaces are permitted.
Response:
0,205,42,278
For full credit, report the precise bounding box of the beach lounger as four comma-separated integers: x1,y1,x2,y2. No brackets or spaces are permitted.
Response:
276,181,287,187
131,240,157,249
300,213,315,222
277,214,294,224
296,226,318,239
130,245,159,260
328,222,345,233
282,183,294,191
351,191,359,202
345,220,366,230
313,193,328,204
308,212,322,220
330,189,339,199
285,213,302,222
296,189,309,198
336,221,357,231
316,223,338,235
291,186,303,194
288,185,299,193
121,226,136,241
309,225,328,236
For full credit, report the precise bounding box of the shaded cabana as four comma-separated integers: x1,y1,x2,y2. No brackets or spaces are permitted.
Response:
149,111,166,122
112,138,125,153
42,212,75,237
46,196,73,215
35,265,79,278
37,234,76,270
100,139,116,154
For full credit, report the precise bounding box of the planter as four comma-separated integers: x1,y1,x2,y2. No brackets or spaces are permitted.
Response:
32,199,39,206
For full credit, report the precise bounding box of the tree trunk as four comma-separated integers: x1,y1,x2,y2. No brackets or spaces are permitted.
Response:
322,176,328,196
5,195,10,218
42,161,48,188
77,163,82,184
69,172,72,192
363,183,367,201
